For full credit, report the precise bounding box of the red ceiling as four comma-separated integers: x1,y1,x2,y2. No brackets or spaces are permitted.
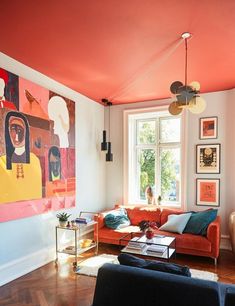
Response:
1,0,235,105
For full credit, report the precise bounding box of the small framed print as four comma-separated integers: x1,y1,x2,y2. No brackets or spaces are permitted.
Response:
196,178,220,207
196,144,221,174
199,116,218,139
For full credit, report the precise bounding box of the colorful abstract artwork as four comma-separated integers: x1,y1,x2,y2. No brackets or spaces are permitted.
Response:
0,67,76,222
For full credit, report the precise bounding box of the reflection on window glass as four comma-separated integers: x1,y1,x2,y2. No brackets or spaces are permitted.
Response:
138,149,155,200
137,120,156,144
160,148,180,202
160,118,180,143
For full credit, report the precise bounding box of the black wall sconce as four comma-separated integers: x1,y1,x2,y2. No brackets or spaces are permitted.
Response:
101,98,113,162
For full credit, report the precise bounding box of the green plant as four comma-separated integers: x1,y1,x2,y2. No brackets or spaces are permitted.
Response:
138,220,159,232
56,212,71,221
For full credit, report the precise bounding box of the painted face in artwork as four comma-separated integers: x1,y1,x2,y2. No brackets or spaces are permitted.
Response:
48,96,70,148
9,117,26,148
50,153,60,179
49,146,61,181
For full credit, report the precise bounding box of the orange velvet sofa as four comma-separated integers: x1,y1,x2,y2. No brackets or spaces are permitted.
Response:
94,205,221,264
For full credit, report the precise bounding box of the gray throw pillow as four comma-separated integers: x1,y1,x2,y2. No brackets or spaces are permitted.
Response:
159,213,192,234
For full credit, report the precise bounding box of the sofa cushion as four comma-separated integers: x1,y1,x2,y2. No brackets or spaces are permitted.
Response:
225,287,235,306
118,253,191,277
98,225,141,245
160,208,183,225
159,213,192,234
104,208,130,229
184,209,218,235
92,263,222,306
125,207,161,226
154,229,211,252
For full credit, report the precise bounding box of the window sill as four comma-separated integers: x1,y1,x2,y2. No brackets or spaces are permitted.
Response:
126,202,183,210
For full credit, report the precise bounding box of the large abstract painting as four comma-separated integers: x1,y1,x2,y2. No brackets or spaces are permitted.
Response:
0,68,76,222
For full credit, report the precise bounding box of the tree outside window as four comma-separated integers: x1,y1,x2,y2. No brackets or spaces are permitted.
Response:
133,114,181,205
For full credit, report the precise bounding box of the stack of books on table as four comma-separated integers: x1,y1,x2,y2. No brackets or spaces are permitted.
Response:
146,245,167,256
75,217,92,224
126,237,147,251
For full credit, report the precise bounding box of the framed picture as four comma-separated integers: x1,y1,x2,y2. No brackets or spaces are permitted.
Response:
196,144,221,174
196,178,220,207
199,116,218,139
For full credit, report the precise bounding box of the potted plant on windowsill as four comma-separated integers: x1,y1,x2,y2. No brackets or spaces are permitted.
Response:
56,212,71,227
157,195,162,205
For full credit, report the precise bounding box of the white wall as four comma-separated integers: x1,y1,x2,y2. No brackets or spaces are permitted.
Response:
106,89,235,240
0,53,106,285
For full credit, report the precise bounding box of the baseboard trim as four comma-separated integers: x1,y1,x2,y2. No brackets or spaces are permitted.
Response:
0,246,55,287
220,235,232,250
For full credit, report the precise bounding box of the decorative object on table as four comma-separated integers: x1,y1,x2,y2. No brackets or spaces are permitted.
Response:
139,220,158,239
79,239,93,248
168,32,206,116
196,178,220,207
157,195,162,205
199,116,218,140
75,216,92,224
101,98,113,162
196,143,221,174
145,185,155,205
71,220,77,227
56,212,71,227
229,211,235,254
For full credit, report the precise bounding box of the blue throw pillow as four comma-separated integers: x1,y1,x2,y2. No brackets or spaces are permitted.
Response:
183,209,218,236
104,209,130,229
118,253,191,277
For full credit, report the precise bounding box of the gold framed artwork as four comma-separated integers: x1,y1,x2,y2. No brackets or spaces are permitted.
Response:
199,116,218,139
196,144,221,174
196,178,220,207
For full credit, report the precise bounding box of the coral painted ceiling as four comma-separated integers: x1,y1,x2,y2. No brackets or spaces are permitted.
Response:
1,0,235,104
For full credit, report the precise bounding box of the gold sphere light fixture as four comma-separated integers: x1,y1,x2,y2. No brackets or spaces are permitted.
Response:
168,32,206,116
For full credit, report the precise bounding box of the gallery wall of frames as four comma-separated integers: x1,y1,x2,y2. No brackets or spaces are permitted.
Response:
0,67,76,222
196,116,220,207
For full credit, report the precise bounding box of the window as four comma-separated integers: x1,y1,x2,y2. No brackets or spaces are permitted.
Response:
124,107,185,207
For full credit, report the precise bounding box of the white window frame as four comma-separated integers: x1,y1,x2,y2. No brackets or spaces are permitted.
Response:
123,105,187,210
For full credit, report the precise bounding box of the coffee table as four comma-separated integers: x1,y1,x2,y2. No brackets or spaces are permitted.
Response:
119,232,176,261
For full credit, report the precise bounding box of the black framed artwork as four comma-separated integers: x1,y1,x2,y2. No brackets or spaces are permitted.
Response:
196,144,221,174
199,116,218,140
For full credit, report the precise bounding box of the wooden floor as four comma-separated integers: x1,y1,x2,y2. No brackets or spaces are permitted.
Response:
0,244,235,306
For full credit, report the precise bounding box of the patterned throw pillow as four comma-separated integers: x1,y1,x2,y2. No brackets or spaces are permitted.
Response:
104,208,130,229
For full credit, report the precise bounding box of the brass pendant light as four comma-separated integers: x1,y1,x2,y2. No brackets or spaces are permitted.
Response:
169,33,206,115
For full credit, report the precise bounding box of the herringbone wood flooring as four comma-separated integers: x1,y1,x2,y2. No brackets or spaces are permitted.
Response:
0,244,235,306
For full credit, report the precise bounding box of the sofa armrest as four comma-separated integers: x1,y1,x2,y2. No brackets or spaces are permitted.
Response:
94,207,118,241
207,216,221,258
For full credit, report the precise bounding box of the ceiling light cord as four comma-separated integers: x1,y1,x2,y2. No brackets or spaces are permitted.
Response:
108,39,183,102
108,103,110,140
185,38,188,87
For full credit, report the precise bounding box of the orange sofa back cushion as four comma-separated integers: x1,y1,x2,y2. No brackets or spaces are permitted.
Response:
115,205,161,226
